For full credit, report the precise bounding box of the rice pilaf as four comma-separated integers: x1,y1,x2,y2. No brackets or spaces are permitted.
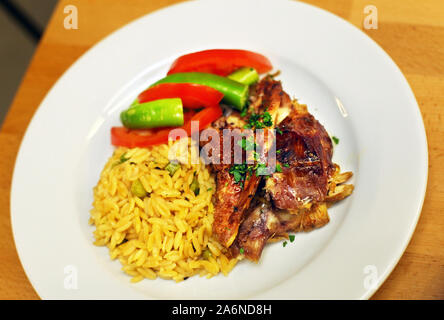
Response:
90,139,239,282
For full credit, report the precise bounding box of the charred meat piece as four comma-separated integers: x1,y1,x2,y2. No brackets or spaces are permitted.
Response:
274,203,330,233
231,166,353,262
213,169,261,247
210,77,292,248
326,164,354,203
248,76,293,128
230,200,277,262
205,126,261,248
265,103,335,210
230,202,329,262
217,77,353,261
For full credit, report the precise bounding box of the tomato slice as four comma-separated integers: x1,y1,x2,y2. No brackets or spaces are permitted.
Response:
111,127,171,148
111,106,222,148
167,49,272,76
184,104,223,134
138,83,223,109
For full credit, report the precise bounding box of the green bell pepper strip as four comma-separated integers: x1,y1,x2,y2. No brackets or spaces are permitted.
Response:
120,98,184,129
165,161,180,176
227,67,259,85
131,179,147,198
190,175,200,195
151,72,248,110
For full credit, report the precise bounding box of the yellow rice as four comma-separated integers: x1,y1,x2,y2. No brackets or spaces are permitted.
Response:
89,139,239,282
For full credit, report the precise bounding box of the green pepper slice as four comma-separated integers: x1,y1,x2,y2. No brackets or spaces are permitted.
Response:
120,98,184,129
228,67,259,85
151,72,248,110
131,179,147,198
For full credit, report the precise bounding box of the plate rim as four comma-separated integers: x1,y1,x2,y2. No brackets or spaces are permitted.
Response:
10,0,428,300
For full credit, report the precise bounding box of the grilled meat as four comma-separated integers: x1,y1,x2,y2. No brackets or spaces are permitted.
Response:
326,164,354,203
213,169,261,247
265,102,335,210
208,77,353,256
204,125,260,248
248,76,293,128
230,202,330,262
231,167,353,261
229,200,277,262
209,77,294,248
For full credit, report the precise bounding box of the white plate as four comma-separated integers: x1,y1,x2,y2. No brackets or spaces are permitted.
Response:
11,0,427,299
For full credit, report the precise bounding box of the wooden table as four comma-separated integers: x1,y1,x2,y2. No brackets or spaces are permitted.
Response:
1,0,443,300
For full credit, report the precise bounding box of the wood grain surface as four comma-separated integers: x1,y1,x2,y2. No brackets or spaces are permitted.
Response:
0,0,442,300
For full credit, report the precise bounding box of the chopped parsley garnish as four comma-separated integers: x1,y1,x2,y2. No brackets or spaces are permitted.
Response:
240,106,248,118
254,163,269,176
190,173,200,196
283,163,290,168
289,234,295,243
283,241,288,247
207,187,213,191
276,127,283,135
232,170,243,183
244,111,273,129
332,136,340,145
112,152,130,168
237,136,256,151
260,112,273,127
239,248,245,255
276,149,281,154
165,161,180,176
229,163,254,186
229,123,284,184
229,161,276,186
120,153,130,163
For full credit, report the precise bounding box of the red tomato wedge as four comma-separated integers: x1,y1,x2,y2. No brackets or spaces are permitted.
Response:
183,104,223,134
138,83,224,109
167,49,273,76
111,105,222,148
111,127,172,148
